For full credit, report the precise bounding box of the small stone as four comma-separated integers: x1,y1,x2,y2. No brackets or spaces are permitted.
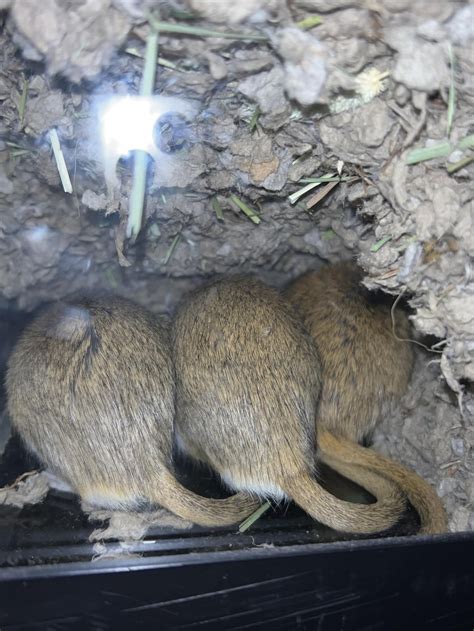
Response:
438,477,457,497
447,6,474,45
385,27,449,92
25,91,65,135
0,168,13,195
205,52,227,80
273,28,327,106
394,84,410,106
450,506,470,532
188,0,278,23
451,438,464,457
417,20,446,43
238,67,288,115
355,102,394,148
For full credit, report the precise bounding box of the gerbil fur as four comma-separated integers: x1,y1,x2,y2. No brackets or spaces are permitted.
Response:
6,295,259,526
285,262,448,534
172,276,406,534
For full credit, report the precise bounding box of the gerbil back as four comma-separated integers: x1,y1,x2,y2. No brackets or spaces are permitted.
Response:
285,262,413,443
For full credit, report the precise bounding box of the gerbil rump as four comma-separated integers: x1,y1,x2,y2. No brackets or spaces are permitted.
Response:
6,295,258,527
173,277,406,534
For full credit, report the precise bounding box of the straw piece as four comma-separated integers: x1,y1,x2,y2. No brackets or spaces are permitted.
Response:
49,129,73,194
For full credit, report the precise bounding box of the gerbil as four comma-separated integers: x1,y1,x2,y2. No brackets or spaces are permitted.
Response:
172,276,406,534
6,295,259,526
285,261,448,534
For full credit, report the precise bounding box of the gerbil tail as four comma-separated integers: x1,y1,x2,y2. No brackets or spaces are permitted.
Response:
318,430,448,535
283,463,406,535
156,469,260,527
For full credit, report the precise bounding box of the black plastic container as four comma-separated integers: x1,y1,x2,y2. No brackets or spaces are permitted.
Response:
1,526,473,630
1,311,473,630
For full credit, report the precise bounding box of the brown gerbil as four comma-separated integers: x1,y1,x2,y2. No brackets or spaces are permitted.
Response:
285,261,448,534
6,295,259,526
172,276,406,534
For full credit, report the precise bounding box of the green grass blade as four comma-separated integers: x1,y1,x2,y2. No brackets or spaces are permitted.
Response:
230,194,261,224
18,78,28,130
125,47,178,70
289,172,340,205
163,233,181,265
370,235,392,252
458,135,474,150
211,196,224,221
147,16,267,41
49,129,73,194
296,15,322,30
127,31,159,240
249,106,261,132
447,155,474,174
140,31,159,94
299,176,355,183
447,44,455,136
406,142,451,165
288,182,319,205
407,135,474,166
238,501,271,533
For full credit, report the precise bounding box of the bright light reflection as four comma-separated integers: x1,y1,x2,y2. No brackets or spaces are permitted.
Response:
98,95,195,159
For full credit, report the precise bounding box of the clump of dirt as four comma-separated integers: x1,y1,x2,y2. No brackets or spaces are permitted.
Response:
0,0,472,530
